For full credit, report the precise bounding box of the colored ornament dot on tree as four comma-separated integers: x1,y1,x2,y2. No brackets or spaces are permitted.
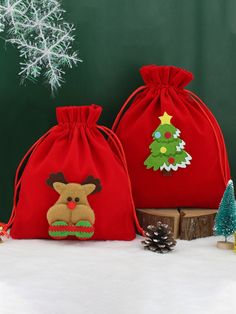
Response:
160,147,167,153
165,132,172,139
168,157,175,164
154,131,161,139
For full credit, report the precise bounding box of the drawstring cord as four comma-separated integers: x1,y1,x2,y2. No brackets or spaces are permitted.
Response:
112,86,147,132
2,127,55,233
97,125,144,236
186,90,229,185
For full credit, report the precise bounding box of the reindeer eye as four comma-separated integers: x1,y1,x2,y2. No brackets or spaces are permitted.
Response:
67,197,72,202
75,197,80,202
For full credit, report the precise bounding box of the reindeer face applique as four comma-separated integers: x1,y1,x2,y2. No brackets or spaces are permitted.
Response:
46,173,101,240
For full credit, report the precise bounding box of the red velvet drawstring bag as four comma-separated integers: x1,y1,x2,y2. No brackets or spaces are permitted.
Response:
112,65,230,209
4,105,142,240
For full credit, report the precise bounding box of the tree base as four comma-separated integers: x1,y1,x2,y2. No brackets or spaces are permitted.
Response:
0,238,3,244
216,241,234,250
162,169,172,176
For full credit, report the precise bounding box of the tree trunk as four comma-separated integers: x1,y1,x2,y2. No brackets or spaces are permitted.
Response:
179,209,217,240
136,209,180,239
161,169,172,176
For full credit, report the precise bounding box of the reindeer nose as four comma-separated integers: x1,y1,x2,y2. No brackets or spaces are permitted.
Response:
67,201,76,210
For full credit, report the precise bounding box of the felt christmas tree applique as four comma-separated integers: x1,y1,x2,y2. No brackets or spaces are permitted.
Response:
144,112,192,172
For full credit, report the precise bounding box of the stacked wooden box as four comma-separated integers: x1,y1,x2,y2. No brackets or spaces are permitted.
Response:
136,208,217,240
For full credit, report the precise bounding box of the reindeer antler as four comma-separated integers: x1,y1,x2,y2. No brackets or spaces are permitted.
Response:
82,175,102,194
46,172,68,187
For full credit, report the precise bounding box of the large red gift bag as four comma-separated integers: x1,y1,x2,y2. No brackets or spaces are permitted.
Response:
4,105,142,240
112,65,230,209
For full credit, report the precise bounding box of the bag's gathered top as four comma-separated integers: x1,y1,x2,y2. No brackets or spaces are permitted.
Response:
140,64,193,89
56,105,102,126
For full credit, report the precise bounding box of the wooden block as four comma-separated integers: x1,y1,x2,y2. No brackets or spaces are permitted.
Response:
136,209,180,239
179,209,217,241
217,241,234,250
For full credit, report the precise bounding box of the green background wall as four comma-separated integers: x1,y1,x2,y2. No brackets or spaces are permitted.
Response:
0,0,235,222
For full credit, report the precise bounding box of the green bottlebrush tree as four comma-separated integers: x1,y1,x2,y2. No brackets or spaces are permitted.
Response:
214,180,236,242
144,112,192,172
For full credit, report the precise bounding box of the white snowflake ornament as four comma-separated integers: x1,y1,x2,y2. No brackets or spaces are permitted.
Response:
0,0,81,93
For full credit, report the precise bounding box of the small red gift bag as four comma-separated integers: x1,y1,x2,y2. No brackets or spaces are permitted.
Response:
5,105,142,240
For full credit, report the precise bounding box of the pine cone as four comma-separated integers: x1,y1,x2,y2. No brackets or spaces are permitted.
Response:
142,222,176,253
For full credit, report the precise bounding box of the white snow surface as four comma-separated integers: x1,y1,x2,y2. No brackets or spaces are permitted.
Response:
0,236,235,314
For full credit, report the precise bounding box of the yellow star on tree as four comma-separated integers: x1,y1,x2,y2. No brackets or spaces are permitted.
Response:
159,112,172,125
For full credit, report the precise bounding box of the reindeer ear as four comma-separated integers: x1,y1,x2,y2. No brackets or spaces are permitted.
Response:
53,182,66,194
46,172,67,187
83,184,96,196
82,176,102,194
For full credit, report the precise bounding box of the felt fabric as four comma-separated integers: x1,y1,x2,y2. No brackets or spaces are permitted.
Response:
48,221,69,239
113,65,231,209
10,105,141,240
47,181,97,226
0,237,235,314
75,220,94,239
48,220,94,239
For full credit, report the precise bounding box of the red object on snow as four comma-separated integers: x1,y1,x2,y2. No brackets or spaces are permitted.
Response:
112,65,230,209
9,105,142,240
0,223,9,238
